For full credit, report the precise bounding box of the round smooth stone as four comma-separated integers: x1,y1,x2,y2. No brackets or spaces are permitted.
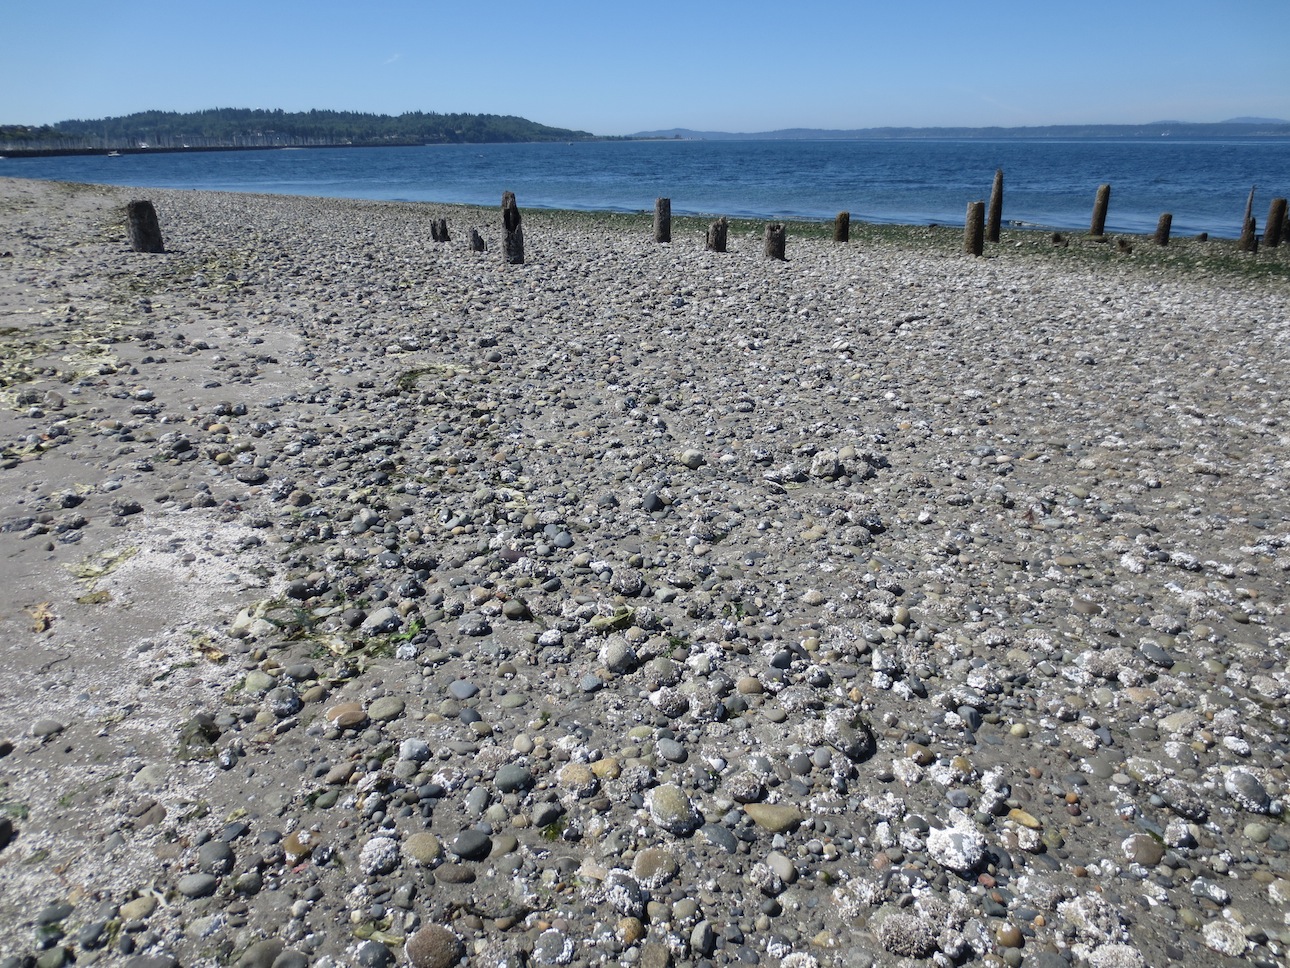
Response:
451,830,492,860
177,873,218,898
368,697,405,722
324,702,366,729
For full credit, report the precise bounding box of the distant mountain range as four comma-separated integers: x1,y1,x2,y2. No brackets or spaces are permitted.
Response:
630,119,1290,140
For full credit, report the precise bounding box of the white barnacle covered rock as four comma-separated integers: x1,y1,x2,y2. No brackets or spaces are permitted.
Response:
927,820,986,874
359,835,401,876
875,910,937,958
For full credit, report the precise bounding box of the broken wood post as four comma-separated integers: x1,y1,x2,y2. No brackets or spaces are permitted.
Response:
126,200,164,253
431,218,449,243
469,229,485,252
964,200,985,256
1239,217,1259,252
986,169,1003,243
1090,184,1111,237
502,191,524,264
833,211,850,243
763,223,786,260
1238,185,1259,252
706,217,728,253
1265,198,1286,248
1154,213,1172,247
654,198,671,243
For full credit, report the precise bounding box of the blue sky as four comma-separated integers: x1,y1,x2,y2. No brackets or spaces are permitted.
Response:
3,1,1288,134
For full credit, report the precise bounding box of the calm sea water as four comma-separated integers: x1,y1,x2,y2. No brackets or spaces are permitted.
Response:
3,139,1288,238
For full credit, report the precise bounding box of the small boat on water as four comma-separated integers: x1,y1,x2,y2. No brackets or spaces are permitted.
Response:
107,150,121,157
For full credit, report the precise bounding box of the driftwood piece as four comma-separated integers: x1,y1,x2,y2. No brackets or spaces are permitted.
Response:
654,198,671,243
833,211,850,243
1090,184,1111,237
502,191,524,264
964,201,985,256
1154,213,1172,247
127,200,164,253
469,229,486,252
986,169,1003,243
763,223,786,260
706,217,728,252
1266,198,1287,248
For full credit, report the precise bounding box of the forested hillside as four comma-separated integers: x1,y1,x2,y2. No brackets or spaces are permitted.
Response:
1,108,594,151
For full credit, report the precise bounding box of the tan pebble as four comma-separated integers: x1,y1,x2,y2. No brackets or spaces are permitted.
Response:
324,701,366,728
559,763,599,798
736,676,763,695
591,757,621,780
1008,808,1041,830
323,762,355,785
283,829,317,862
996,923,1023,948
403,832,442,866
742,802,803,832
617,917,646,945
905,742,935,766
119,895,158,921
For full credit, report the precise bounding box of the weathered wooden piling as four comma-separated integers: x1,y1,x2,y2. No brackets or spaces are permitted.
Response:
706,217,728,253
764,223,786,260
502,191,524,264
431,218,450,243
964,201,985,256
654,198,671,243
1154,213,1172,247
986,169,1003,243
469,229,486,252
1265,198,1286,248
1238,186,1259,252
1090,184,1111,237
833,211,850,243
1238,218,1259,252
126,200,164,253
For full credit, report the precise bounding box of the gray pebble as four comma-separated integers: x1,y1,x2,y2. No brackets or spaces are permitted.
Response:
451,829,492,860
177,873,218,898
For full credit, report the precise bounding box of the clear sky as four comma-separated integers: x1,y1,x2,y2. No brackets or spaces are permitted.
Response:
3,1,1288,135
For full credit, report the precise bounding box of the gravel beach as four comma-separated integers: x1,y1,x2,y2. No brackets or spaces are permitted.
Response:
1,175,1289,968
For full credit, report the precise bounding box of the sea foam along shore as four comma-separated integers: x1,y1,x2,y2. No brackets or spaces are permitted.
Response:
1,175,1290,968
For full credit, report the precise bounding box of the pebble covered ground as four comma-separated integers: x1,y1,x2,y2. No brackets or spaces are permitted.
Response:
1,175,1289,968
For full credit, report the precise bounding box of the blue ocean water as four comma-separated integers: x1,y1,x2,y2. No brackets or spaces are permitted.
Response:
3,138,1287,238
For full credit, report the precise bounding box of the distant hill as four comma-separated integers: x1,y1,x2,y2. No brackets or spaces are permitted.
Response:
0,108,595,152
633,120,1290,140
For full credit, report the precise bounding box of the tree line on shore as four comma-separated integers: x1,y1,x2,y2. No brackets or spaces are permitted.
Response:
0,108,595,151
